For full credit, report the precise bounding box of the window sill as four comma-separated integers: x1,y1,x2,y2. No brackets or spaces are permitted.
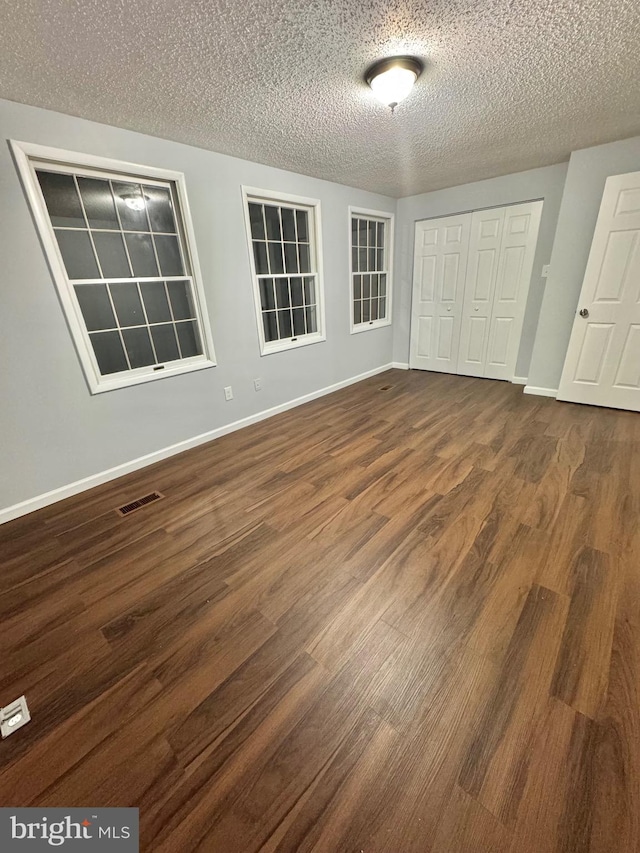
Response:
87,357,216,394
260,332,326,356
350,318,392,335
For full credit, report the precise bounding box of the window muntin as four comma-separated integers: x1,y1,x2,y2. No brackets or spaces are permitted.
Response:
12,142,215,393
350,209,393,331
243,189,325,354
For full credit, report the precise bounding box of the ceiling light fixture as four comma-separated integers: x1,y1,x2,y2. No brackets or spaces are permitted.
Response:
365,55,424,113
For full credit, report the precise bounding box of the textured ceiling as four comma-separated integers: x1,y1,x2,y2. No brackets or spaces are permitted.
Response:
1,0,639,197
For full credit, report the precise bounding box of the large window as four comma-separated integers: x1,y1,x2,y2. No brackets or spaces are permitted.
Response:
242,187,325,355
12,141,215,393
350,207,393,333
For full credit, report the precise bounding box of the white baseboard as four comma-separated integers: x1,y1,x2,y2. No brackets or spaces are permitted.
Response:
391,362,410,370
0,363,394,525
511,376,528,385
523,385,558,398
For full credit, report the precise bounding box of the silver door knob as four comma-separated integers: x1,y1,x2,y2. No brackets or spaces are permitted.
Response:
447,307,451,312
474,307,479,312
579,308,589,318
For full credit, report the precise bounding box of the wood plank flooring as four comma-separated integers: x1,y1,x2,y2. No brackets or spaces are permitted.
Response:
1,368,639,852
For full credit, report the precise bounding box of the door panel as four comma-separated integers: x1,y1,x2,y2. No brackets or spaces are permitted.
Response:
485,201,543,380
558,170,640,410
458,208,505,377
410,213,471,372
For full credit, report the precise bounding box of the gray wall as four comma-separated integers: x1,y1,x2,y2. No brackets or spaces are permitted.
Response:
392,163,569,376
0,98,395,512
528,135,640,390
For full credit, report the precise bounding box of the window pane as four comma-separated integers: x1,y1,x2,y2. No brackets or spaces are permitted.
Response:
167,280,195,320
352,246,358,272
176,320,202,358
113,182,149,231
358,220,367,245
377,222,385,247
362,274,371,299
268,242,284,275
125,233,159,277
298,243,310,274
140,281,171,323
77,177,119,230
290,277,303,307
284,242,298,274
259,278,276,310
37,171,85,228
248,203,265,240
380,296,387,318
296,209,308,242
305,305,317,333
278,309,293,339
74,283,116,331
351,217,358,245
281,208,296,242
93,232,131,278
275,278,290,309
253,241,269,274
353,300,362,325
368,220,377,247
371,274,379,298
379,273,387,297
354,275,362,300
154,234,184,276
292,307,305,336
359,248,367,271
362,300,371,322
109,282,145,327
377,248,384,270
303,277,315,305
54,229,100,280
151,323,180,362
264,206,281,241
90,330,128,374
262,311,278,342
369,248,377,270
122,326,155,368
371,298,379,321
144,186,176,233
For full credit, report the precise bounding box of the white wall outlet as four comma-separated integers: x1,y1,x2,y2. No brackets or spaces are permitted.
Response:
541,264,550,278
224,386,233,401
1,695,31,738
254,378,262,391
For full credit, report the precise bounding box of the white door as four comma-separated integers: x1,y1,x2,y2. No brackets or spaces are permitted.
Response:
484,201,543,380
458,207,506,377
558,171,640,411
409,214,471,372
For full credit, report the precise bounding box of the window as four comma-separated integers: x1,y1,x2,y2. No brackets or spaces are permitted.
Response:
350,207,393,333
12,141,216,393
242,187,325,354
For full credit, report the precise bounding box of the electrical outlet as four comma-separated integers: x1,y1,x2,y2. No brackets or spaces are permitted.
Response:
254,378,262,391
224,386,233,401
541,264,550,278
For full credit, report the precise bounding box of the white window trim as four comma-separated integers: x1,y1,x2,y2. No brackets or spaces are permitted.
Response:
241,186,326,356
348,206,394,335
11,140,216,394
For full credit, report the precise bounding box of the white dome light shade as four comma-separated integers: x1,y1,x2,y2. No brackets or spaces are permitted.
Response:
365,56,424,111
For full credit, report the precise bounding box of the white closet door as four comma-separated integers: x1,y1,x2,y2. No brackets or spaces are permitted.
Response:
409,214,471,372
484,201,543,380
557,171,640,411
458,208,506,377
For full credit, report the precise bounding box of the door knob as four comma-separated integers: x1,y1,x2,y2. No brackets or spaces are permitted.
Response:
474,307,479,312
447,307,451,312
579,308,589,318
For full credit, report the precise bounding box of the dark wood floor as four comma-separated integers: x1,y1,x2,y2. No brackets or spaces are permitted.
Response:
1,369,639,852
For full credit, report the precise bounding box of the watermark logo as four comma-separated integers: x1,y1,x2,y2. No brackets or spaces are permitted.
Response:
0,809,138,851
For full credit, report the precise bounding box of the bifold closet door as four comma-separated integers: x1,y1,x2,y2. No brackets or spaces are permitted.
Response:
409,213,471,372
455,200,543,380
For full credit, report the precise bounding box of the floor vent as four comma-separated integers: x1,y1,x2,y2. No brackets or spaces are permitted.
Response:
116,491,165,517
379,384,393,391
